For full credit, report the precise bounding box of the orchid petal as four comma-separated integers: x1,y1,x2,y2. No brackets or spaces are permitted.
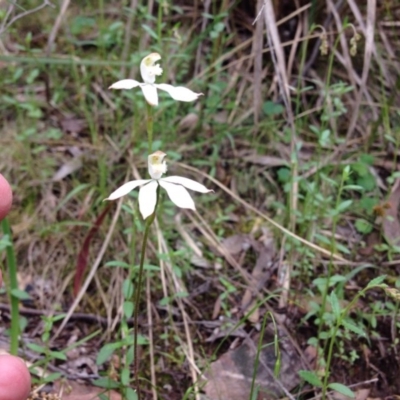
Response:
106,179,151,201
155,83,202,102
138,180,158,219
159,181,195,211
109,79,141,90
140,84,159,106
161,176,212,193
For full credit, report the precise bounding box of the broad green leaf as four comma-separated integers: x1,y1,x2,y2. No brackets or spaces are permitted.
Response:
11,289,31,300
336,199,352,212
355,219,373,234
26,343,46,354
329,291,340,319
125,387,138,400
49,350,67,361
141,24,158,40
96,342,123,365
123,279,134,298
366,275,386,289
92,378,119,389
42,372,62,383
123,301,134,319
328,382,355,397
121,367,130,386
342,319,366,337
298,370,323,387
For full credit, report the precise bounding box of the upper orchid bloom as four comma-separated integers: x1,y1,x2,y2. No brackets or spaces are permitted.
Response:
106,151,213,219
109,53,203,106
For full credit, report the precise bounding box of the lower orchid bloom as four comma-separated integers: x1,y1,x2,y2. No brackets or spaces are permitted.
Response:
106,151,213,219
109,53,202,106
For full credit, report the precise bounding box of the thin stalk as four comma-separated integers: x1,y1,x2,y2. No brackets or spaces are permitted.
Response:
322,283,378,399
1,218,19,355
146,103,154,153
318,167,349,399
133,188,159,399
157,0,163,49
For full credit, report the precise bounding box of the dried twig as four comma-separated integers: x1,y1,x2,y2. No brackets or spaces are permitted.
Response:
0,0,54,36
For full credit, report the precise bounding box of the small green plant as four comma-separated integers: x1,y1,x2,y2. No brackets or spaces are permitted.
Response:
27,314,68,384
300,276,388,399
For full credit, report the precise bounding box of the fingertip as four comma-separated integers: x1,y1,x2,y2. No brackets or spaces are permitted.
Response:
0,174,13,221
0,354,31,400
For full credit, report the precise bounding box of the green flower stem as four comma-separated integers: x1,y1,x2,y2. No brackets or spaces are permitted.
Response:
146,102,154,153
133,187,160,398
319,167,349,400
1,218,19,355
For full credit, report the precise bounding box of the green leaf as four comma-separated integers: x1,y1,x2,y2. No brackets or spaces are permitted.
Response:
329,291,340,319
123,279,134,298
121,367,130,386
319,129,331,147
360,154,374,165
141,24,158,40
335,242,351,254
26,343,46,354
144,264,160,271
41,372,62,383
355,218,373,234
96,342,122,365
328,382,355,397
11,289,31,300
342,319,366,337
92,378,119,389
125,387,138,400
105,260,131,268
263,101,284,116
336,199,352,212
342,184,364,191
123,301,134,319
49,350,67,361
174,291,189,299
366,275,386,288
277,168,291,183
47,313,67,322
298,370,323,387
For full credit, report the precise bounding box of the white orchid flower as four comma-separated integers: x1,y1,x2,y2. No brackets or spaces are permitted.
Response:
106,151,212,219
109,53,203,106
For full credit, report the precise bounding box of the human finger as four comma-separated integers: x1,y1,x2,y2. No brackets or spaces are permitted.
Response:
0,353,31,400
0,174,12,221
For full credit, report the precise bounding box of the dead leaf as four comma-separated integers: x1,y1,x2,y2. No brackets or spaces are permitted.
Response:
332,388,370,400
60,117,86,134
53,380,121,400
243,154,289,168
292,293,356,314
204,329,302,399
221,234,253,257
241,230,277,323
205,317,248,342
178,113,199,131
381,178,400,246
52,155,83,181
354,388,371,400
74,204,112,296
358,231,380,256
